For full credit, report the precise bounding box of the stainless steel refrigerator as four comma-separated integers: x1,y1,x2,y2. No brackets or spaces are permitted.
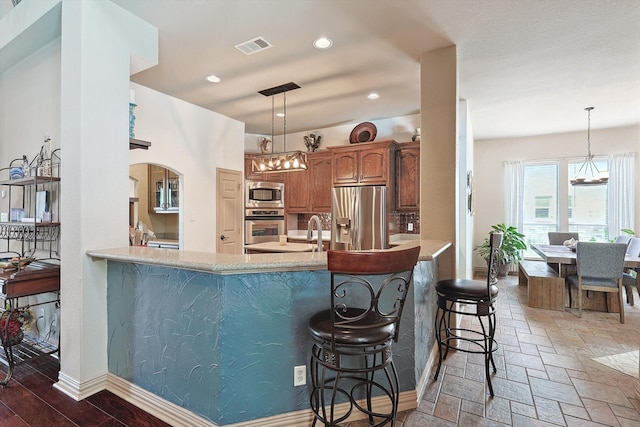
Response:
330,185,387,250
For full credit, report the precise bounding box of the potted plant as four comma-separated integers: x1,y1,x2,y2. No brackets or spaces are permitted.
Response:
474,223,527,277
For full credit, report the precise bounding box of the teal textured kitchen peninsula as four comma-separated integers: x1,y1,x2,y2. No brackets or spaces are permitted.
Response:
88,241,450,426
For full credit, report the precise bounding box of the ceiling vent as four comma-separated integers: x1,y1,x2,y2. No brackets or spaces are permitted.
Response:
235,37,273,55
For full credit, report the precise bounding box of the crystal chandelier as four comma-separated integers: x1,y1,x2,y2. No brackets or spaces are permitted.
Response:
251,82,308,174
570,107,607,186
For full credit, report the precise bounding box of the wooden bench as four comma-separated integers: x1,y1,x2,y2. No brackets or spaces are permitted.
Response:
518,260,565,311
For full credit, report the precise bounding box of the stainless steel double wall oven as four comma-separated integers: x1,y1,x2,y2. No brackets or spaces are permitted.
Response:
244,181,285,244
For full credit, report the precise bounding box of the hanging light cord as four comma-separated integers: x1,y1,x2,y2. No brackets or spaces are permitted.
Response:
586,106,593,158
577,106,599,176
283,92,287,151
271,96,275,154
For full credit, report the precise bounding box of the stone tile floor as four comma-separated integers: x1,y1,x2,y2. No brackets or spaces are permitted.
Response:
348,274,640,426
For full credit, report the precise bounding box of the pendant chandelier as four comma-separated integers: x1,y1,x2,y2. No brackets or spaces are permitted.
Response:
251,82,308,174
570,106,608,186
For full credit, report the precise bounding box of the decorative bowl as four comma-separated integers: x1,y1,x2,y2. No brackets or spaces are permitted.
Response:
349,122,377,144
9,167,24,180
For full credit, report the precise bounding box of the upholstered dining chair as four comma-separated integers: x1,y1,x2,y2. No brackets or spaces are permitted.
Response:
567,242,627,323
615,234,633,246
547,232,580,276
622,236,640,306
308,245,421,427
548,232,579,245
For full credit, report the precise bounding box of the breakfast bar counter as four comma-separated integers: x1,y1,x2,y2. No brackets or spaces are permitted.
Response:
87,240,451,426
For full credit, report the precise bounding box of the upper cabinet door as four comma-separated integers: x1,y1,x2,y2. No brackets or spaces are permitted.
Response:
396,142,420,211
309,152,332,212
359,147,389,185
285,167,310,212
332,151,359,185
329,140,396,187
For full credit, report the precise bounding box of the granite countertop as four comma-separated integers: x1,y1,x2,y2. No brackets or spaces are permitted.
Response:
244,241,315,253
389,233,421,246
87,239,451,275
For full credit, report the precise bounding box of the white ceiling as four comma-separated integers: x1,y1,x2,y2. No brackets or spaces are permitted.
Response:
112,0,640,140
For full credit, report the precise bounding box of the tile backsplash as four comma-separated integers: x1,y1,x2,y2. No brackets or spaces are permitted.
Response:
297,213,332,231
294,212,420,235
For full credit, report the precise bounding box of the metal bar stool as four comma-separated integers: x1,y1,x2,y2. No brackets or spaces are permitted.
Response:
308,245,421,426
433,231,503,396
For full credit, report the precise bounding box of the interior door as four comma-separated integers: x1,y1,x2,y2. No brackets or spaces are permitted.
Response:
216,168,243,254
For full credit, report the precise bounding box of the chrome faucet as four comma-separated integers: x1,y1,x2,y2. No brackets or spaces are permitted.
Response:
306,215,323,252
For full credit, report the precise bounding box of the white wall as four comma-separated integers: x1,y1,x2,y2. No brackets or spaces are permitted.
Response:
129,83,245,252
473,124,640,269
244,113,420,152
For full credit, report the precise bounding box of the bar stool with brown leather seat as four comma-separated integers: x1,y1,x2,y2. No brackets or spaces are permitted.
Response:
308,245,421,426
433,231,503,396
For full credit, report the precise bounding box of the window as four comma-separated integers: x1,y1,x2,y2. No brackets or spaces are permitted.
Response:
567,158,609,241
534,196,551,218
522,163,558,256
521,157,609,257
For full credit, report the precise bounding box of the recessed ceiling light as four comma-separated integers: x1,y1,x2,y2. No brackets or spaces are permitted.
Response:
313,37,333,49
206,74,221,83
367,92,380,100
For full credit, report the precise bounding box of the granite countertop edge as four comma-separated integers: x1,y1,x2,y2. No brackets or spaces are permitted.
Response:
87,240,451,274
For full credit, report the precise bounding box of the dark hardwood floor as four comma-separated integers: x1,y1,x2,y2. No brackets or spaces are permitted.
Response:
0,354,170,426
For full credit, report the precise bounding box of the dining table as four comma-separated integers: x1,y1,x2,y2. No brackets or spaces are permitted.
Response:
531,243,640,312
532,243,640,275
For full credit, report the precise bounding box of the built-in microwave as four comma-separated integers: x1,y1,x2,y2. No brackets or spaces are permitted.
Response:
245,181,285,208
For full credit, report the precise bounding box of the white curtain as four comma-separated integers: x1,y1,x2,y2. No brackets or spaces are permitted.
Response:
504,160,524,231
608,152,635,236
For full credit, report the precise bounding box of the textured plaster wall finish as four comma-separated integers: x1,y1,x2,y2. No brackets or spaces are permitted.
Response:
106,260,436,424
129,82,245,252
420,46,458,245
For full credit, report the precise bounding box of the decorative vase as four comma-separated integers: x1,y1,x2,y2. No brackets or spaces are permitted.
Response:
129,103,137,138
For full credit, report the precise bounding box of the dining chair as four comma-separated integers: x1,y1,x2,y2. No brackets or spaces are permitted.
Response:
548,232,579,245
308,245,420,427
614,235,632,246
547,232,580,276
567,242,627,323
622,236,640,306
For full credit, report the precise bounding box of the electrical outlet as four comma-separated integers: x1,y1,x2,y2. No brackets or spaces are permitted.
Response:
52,313,57,327
407,222,414,232
294,365,306,386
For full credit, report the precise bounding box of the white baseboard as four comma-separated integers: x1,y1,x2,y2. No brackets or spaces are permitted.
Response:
54,371,108,401
104,373,418,427
415,341,440,402
106,374,217,427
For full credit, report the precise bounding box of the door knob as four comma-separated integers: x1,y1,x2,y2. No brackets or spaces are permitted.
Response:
220,235,228,241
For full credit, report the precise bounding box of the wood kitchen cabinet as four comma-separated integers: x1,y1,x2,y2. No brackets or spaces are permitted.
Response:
244,154,284,182
285,151,332,213
308,151,332,212
328,140,397,187
396,141,420,211
284,165,309,212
